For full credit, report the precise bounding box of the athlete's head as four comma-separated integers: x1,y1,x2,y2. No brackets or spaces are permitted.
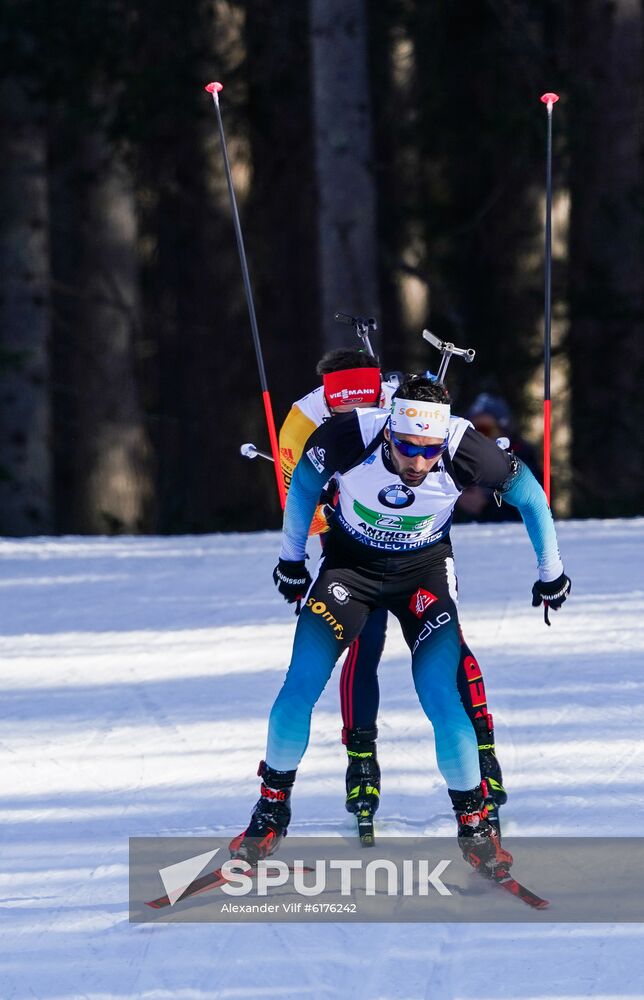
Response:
316,348,381,413
466,392,511,438
385,376,452,487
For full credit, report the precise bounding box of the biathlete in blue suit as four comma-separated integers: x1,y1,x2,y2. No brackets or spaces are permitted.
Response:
279,348,508,834
231,375,571,877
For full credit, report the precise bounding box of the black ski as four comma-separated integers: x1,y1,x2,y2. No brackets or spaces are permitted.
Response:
356,808,375,847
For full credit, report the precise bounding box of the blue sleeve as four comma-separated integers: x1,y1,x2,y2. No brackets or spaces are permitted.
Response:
501,459,564,581
279,455,328,561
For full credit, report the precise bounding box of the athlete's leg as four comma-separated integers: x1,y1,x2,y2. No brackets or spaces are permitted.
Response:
388,552,512,875
456,632,507,829
456,631,489,725
267,580,369,770
232,568,370,862
389,554,480,792
339,606,387,735
339,606,387,818
449,521,506,820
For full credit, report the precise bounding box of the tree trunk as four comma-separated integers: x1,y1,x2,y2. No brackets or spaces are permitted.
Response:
0,80,53,535
309,0,381,351
134,0,276,532
568,0,644,516
51,123,154,533
244,0,321,415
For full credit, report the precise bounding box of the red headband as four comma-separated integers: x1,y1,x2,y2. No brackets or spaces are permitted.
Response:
323,367,381,408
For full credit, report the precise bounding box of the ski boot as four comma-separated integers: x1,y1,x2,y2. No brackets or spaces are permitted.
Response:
229,761,296,865
343,726,380,846
474,713,507,836
449,784,513,880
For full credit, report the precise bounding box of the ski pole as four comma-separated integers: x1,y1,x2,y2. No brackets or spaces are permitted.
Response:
240,442,275,463
205,81,286,509
540,92,559,507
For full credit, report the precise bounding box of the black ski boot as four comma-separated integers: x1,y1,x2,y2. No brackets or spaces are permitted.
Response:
229,761,296,865
474,713,507,835
449,785,513,880
343,726,380,846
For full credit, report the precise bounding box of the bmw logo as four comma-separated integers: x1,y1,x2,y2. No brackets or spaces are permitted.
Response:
378,484,415,508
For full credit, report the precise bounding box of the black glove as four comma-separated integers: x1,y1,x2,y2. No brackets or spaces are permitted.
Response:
531,572,571,625
273,559,312,605
319,478,339,508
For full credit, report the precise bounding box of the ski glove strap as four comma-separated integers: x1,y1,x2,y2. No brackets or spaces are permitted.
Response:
273,559,312,606
531,572,571,626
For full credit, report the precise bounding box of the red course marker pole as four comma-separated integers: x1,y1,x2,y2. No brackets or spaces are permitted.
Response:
205,82,286,509
540,92,559,506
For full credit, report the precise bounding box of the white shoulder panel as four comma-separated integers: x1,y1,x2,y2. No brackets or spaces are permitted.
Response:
293,385,330,428
447,415,473,458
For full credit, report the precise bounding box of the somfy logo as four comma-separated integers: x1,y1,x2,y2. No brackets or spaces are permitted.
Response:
306,598,344,640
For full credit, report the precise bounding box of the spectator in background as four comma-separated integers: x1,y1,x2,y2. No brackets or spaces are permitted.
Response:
457,393,541,523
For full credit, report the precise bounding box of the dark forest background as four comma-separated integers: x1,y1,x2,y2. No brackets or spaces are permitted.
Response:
1,0,642,536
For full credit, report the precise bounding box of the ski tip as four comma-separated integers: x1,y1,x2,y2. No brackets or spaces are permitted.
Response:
499,877,550,909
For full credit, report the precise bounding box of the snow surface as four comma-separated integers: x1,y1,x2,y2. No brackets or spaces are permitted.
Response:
1,519,643,999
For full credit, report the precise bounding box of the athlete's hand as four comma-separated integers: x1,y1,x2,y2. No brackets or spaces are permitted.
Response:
273,559,312,606
531,572,571,625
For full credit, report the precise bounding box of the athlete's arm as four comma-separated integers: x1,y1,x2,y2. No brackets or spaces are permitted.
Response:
498,458,563,581
278,404,316,496
279,403,331,536
279,413,370,561
280,460,328,561
452,428,563,582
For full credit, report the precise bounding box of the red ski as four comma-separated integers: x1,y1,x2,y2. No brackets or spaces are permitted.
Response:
147,865,230,908
493,872,549,909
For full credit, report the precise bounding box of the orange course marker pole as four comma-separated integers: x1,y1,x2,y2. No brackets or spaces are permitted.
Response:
540,92,559,506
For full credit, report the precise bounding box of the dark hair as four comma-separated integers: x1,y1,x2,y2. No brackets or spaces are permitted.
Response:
316,348,380,377
393,374,451,405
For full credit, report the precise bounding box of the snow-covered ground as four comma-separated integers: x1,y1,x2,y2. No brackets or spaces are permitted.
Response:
1,519,643,999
